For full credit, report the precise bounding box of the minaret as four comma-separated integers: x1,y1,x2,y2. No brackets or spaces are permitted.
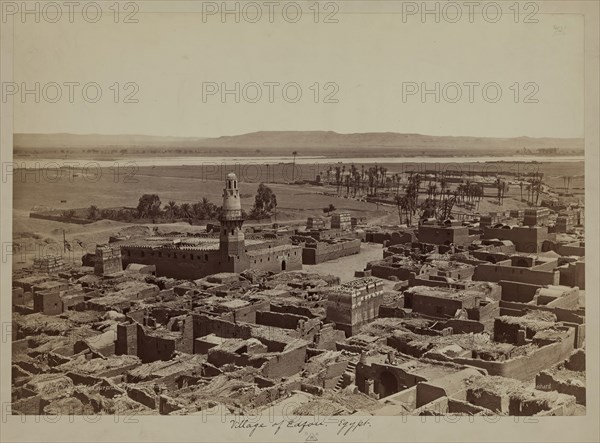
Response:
219,173,245,257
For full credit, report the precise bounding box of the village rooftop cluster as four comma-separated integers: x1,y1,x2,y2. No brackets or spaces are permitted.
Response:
11,173,586,417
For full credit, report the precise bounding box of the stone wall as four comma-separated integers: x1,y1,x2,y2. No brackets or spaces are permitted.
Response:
121,246,230,280
247,245,303,272
302,239,361,265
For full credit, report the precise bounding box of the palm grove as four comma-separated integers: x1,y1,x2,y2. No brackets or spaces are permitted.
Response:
82,183,278,223
319,164,544,226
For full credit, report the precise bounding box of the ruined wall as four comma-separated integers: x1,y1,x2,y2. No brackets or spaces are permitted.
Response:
115,323,137,356
499,280,541,303
33,291,63,315
313,324,346,350
116,320,193,363
493,318,538,344
466,300,500,322
452,329,576,381
191,314,252,340
126,386,157,409
559,261,585,289
260,343,308,379
356,362,426,398
138,333,177,363
208,342,308,379
436,266,476,281
536,372,586,405
230,301,269,324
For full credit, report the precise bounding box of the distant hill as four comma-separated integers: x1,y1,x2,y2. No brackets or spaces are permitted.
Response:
14,131,584,154
14,133,208,149
203,131,583,150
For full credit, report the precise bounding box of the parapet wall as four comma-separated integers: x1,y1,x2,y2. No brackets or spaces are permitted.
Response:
474,263,559,286
121,246,227,279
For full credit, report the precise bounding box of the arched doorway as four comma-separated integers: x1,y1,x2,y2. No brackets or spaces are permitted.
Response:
379,371,398,398
281,260,286,271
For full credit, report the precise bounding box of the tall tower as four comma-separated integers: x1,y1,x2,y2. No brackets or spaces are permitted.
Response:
219,172,245,257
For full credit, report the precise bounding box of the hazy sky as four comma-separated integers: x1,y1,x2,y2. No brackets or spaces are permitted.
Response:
12,6,584,138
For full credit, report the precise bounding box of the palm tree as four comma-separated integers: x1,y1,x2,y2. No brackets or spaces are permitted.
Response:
352,167,361,197
360,165,366,195
180,203,191,219
464,179,472,202
519,181,524,202
380,166,387,188
501,182,509,205
495,177,502,204
427,183,435,199
440,175,447,197
471,184,483,210
344,173,351,195
394,194,409,225
334,166,342,195
166,201,178,219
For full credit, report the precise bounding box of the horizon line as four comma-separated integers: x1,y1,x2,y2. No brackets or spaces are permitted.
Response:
13,131,585,141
